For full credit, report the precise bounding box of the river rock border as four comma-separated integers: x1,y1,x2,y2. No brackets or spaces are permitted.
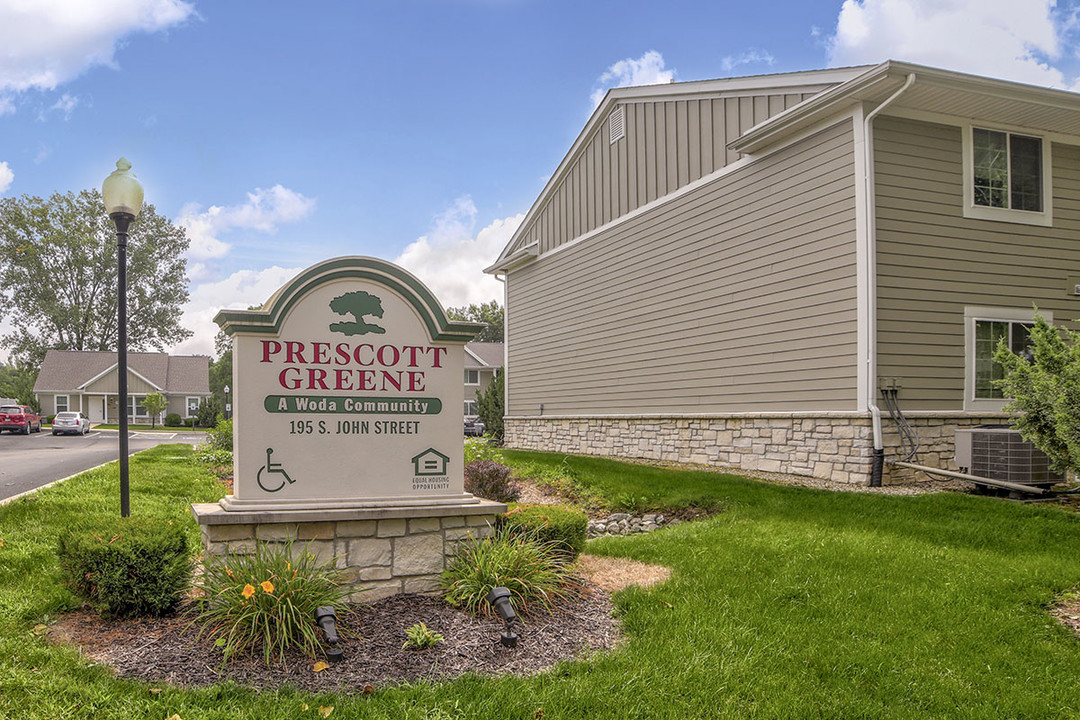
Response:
588,512,684,538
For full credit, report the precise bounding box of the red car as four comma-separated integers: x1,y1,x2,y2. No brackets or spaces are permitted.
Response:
0,405,42,434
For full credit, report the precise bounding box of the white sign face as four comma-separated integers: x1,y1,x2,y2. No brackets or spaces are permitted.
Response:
217,259,481,510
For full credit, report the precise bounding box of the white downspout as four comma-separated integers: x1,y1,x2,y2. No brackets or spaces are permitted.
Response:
862,72,915,485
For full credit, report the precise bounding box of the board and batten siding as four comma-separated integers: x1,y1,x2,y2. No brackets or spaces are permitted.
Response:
506,120,859,416
507,92,817,258
874,115,1080,410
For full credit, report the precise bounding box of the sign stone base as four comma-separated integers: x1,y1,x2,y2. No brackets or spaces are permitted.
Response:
191,499,507,601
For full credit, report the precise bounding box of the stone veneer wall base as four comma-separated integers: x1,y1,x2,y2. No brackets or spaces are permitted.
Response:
504,414,1014,486
191,499,507,601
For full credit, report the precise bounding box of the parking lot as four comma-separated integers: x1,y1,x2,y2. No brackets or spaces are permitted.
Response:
0,428,205,503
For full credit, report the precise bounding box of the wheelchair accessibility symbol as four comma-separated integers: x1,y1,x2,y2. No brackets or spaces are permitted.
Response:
256,447,296,493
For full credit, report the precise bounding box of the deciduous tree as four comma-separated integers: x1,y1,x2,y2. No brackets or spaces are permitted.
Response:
0,189,191,366
447,300,503,342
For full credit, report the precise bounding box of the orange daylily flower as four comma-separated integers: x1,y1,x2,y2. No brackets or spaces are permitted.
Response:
242,583,255,599
261,580,275,594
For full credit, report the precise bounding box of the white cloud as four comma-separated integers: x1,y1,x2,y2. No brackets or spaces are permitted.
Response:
178,185,316,278
0,96,14,116
591,50,675,107
827,0,1072,88
394,196,524,310
0,0,195,94
170,265,303,357
0,162,13,194
44,93,79,121
721,49,776,73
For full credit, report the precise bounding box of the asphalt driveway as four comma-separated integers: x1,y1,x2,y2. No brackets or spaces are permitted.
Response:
0,428,205,503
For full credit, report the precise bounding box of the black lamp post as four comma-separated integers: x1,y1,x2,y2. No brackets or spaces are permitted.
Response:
223,384,230,420
102,158,144,518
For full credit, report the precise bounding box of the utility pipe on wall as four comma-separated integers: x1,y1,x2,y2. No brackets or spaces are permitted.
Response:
862,73,916,486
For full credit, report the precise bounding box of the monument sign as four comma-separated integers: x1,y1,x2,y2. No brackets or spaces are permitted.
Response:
215,256,485,511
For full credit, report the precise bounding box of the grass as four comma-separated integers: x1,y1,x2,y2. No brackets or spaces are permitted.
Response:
2,447,1080,718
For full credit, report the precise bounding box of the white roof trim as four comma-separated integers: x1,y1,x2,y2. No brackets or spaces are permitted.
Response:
464,346,486,365
77,362,163,392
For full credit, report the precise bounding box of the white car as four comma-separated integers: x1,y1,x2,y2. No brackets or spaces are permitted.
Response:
52,411,91,436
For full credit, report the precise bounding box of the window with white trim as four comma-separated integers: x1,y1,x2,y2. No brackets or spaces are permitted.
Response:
128,396,147,418
55,395,69,413
963,126,1052,226
186,396,201,417
464,400,478,416
464,370,479,385
964,307,1049,410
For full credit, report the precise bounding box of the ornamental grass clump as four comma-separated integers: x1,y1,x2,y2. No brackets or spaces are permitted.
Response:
195,541,352,664
498,503,588,561
441,529,583,617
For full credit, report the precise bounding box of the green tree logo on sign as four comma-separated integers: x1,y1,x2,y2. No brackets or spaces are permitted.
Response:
329,291,386,335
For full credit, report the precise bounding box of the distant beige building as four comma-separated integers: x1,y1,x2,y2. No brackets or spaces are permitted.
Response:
34,350,211,424
464,341,503,419
486,60,1080,485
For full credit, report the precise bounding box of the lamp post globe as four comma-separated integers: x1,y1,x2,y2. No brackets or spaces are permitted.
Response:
102,158,144,518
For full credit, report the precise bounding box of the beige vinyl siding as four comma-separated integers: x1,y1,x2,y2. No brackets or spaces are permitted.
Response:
874,116,1080,410
508,93,816,257
84,371,157,394
506,120,858,415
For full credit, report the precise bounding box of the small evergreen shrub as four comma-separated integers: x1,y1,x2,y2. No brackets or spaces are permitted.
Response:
196,398,220,429
464,461,520,503
441,529,582,617
164,413,183,427
498,503,588,560
57,517,192,618
195,541,351,664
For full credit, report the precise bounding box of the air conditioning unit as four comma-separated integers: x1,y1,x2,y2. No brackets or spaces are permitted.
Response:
955,425,1063,487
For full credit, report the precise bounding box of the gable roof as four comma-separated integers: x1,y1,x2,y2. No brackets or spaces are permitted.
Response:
465,342,504,369
487,59,1080,274
33,350,210,394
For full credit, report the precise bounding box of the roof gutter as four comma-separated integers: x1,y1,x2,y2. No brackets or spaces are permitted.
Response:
862,72,915,485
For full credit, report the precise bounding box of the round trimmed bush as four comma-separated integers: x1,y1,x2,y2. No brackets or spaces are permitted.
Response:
164,413,183,427
57,517,192,617
498,503,588,560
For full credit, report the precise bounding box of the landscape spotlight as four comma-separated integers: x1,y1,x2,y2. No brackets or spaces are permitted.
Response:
101,158,144,518
315,606,344,663
486,586,519,648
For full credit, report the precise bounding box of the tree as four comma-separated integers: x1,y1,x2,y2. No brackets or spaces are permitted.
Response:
0,189,191,365
0,360,38,409
475,371,504,441
995,314,1080,474
142,392,168,429
447,300,503,342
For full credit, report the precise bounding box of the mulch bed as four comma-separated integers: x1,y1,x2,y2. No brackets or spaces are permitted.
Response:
49,590,622,693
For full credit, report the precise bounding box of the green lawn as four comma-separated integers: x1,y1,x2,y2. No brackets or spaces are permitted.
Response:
2,446,1079,718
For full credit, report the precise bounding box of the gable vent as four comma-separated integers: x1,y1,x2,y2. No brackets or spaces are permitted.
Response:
608,105,625,144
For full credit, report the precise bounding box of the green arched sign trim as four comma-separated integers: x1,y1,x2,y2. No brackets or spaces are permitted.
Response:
213,256,484,343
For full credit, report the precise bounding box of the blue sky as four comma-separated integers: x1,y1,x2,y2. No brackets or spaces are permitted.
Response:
3,0,1080,357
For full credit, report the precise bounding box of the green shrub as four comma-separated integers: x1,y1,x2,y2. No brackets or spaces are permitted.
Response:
195,541,352,664
475,372,504,440
464,461,519,503
498,503,588,560
164,413,183,427
57,517,192,618
464,437,505,465
196,398,220,428
194,447,233,467
204,418,233,452
441,529,582,617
